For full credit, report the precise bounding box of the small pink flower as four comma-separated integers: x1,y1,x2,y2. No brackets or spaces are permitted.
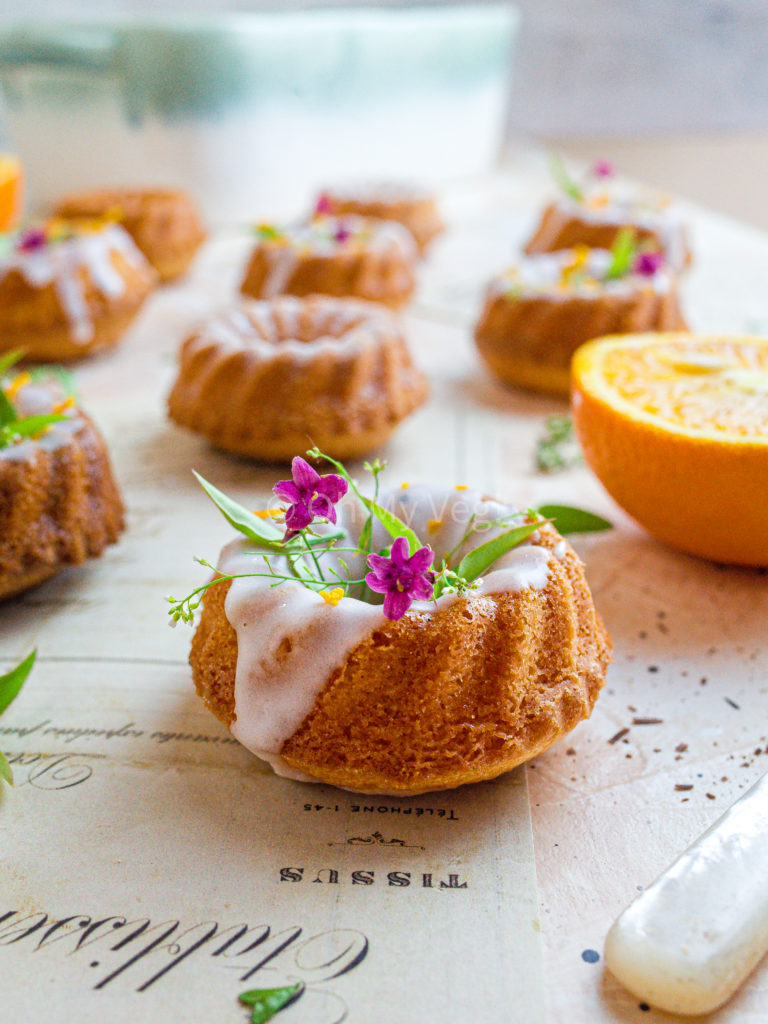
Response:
334,222,352,244
366,536,436,620
314,193,333,216
634,251,664,276
17,228,47,252
592,159,614,179
273,456,348,540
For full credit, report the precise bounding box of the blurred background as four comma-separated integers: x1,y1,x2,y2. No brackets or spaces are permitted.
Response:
0,0,766,226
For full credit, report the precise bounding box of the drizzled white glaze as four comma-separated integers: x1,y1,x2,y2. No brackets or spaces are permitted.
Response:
220,486,553,781
257,215,417,298
184,295,398,364
0,382,82,463
489,247,672,302
556,185,688,271
0,225,147,343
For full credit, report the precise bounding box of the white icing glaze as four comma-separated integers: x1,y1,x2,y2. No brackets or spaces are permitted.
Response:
0,382,82,462
0,225,147,343
185,295,398,364
488,247,672,303
220,486,553,781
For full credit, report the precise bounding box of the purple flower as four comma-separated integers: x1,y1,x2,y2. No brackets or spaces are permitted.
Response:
273,457,348,540
634,251,665,276
592,159,614,179
314,193,332,216
334,222,352,244
366,536,436,621
17,228,47,253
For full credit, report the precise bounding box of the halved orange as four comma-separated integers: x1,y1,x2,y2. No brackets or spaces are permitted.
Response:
0,155,23,231
571,333,768,566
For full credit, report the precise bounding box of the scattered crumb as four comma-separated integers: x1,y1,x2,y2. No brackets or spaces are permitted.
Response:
608,727,630,745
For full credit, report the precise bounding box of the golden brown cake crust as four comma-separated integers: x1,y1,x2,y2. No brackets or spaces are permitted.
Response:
55,188,206,282
167,295,429,463
240,221,417,309
0,237,156,364
525,201,692,268
474,284,688,397
0,410,125,600
190,525,611,794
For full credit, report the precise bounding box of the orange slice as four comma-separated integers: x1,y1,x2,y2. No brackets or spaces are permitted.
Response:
571,333,768,566
0,155,24,231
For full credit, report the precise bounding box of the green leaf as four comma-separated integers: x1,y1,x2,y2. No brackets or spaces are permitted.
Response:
0,750,12,786
193,472,284,548
0,413,69,449
535,505,612,534
454,520,544,585
0,389,16,428
239,984,303,1023
549,153,583,202
605,226,637,280
0,349,25,378
0,649,36,715
358,494,421,556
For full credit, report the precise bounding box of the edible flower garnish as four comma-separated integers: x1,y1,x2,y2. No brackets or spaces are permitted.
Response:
0,351,74,451
168,452,611,627
0,649,36,786
634,250,665,276
592,159,614,179
314,193,332,216
255,223,283,241
535,414,583,473
549,153,584,202
17,226,47,252
366,536,436,620
604,226,638,280
239,983,303,1024
334,222,352,244
273,456,348,540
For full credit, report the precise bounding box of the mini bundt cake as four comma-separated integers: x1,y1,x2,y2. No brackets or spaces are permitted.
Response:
240,214,417,308
0,220,157,362
188,484,611,794
314,182,444,254
0,374,124,600
475,245,687,396
167,295,429,462
526,161,691,271
55,187,206,282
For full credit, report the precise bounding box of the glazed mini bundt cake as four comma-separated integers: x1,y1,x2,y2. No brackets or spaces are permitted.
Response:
55,187,206,282
314,182,444,254
526,160,691,271
475,244,687,396
0,373,124,600
240,214,417,308
0,219,156,362
187,482,611,794
167,295,429,462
